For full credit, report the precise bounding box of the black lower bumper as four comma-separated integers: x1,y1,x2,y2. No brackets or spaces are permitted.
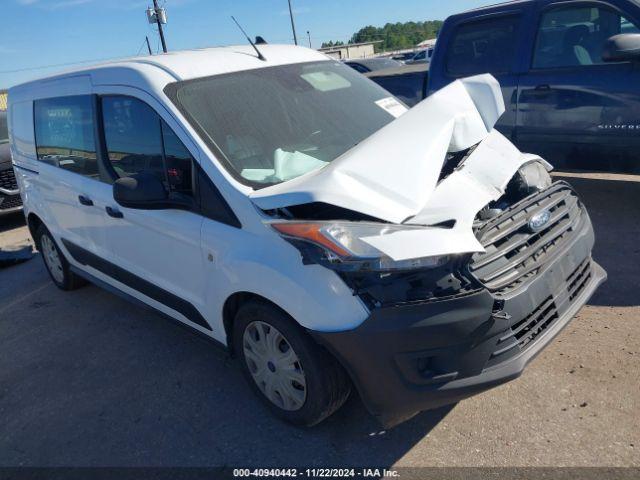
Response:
312,226,606,426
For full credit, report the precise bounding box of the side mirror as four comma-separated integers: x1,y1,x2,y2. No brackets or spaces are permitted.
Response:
602,33,640,63
113,172,193,210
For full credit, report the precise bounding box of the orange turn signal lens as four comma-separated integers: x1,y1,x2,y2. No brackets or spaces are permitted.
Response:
271,223,351,258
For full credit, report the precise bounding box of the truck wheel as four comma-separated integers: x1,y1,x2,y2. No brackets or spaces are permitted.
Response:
234,300,351,426
36,224,86,291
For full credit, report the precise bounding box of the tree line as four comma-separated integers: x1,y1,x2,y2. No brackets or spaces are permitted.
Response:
321,20,443,51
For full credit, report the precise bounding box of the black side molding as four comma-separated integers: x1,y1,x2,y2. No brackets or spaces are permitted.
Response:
13,164,39,175
61,239,212,331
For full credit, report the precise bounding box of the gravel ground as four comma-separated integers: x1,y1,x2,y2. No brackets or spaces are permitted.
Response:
0,172,638,468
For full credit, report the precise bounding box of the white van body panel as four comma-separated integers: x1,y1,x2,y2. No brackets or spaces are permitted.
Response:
9,47,370,341
7,46,536,340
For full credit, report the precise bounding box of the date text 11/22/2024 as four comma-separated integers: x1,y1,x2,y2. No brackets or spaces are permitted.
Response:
233,468,399,478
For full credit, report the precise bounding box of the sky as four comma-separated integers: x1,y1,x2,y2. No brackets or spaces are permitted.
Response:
1,0,490,88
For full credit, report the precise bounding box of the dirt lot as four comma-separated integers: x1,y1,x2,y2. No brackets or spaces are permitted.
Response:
0,172,638,468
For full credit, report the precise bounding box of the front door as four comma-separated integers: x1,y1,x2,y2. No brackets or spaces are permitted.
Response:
516,1,640,172
91,91,209,332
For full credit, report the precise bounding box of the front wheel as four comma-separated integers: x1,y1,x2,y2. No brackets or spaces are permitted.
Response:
234,300,351,426
36,224,86,291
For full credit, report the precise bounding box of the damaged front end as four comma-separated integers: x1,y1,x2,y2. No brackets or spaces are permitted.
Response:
252,73,563,308
261,156,559,310
249,74,605,425
250,74,554,273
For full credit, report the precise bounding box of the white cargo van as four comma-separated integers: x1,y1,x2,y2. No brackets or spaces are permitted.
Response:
8,44,605,426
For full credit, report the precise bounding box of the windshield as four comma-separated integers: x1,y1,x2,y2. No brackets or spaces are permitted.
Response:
167,61,401,187
0,112,8,144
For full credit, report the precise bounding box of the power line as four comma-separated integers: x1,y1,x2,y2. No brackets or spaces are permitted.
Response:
0,56,123,75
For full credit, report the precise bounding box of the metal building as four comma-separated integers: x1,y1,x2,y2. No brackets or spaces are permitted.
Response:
318,41,382,60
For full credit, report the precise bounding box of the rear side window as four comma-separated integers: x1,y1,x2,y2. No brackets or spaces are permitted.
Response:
446,15,520,76
34,95,99,178
101,96,194,196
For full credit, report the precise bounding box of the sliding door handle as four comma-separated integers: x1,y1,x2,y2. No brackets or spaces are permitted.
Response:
78,195,93,206
105,206,124,219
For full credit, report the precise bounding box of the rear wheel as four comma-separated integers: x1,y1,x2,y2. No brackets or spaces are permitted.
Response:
36,224,86,291
234,300,351,426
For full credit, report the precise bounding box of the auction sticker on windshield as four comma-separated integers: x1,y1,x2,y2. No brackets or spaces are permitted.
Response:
375,97,408,118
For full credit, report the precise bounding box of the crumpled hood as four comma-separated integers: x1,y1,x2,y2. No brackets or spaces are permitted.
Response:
250,74,544,260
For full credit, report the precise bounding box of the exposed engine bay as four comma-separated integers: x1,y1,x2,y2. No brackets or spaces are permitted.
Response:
266,160,553,307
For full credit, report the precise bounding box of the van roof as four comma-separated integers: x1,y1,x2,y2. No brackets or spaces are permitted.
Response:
9,44,329,95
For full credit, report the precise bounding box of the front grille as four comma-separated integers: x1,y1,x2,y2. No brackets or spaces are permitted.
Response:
0,193,22,210
0,168,18,191
470,183,583,295
490,296,559,362
487,258,593,366
567,258,592,302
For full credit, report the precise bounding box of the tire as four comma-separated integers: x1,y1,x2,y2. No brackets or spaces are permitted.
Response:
35,224,87,291
234,300,351,426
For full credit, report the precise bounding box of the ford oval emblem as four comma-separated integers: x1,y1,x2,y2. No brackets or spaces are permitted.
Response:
528,210,551,232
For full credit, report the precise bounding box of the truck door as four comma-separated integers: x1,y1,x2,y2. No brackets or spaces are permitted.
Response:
428,10,530,141
516,1,640,172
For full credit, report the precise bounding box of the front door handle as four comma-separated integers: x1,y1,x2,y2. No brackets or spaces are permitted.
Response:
534,84,551,92
105,206,124,219
78,195,93,206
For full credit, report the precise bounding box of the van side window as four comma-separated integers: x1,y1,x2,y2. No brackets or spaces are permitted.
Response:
445,15,519,76
101,96,194,196
532,5,640,69
34,95,99,178
161,120,193,195
101,96,166,183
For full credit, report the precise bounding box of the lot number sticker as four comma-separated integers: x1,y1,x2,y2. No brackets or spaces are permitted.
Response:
375,97,409,118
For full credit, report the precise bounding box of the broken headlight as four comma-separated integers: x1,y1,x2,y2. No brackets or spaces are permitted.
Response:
271,221,450,272
517,160,553,193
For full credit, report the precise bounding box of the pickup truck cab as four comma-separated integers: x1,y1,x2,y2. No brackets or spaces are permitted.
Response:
428,0,640,172
9,45,604,427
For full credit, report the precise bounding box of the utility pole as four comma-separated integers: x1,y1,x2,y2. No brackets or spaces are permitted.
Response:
153,0,168,53
145,36,153,55
287,0,298,45
307,30,311,48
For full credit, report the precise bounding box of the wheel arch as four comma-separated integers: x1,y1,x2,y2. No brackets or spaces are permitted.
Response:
222,291,296,356
27,212,44,245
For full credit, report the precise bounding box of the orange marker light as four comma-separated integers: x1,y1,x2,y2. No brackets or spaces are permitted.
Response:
271,223,351,258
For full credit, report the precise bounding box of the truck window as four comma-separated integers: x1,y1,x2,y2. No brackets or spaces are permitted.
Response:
101,96,194,196
532,5,640,69
445,15,520,76
34,96,99,178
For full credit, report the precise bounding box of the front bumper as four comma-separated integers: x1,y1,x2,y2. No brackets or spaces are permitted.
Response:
312,212,606,426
